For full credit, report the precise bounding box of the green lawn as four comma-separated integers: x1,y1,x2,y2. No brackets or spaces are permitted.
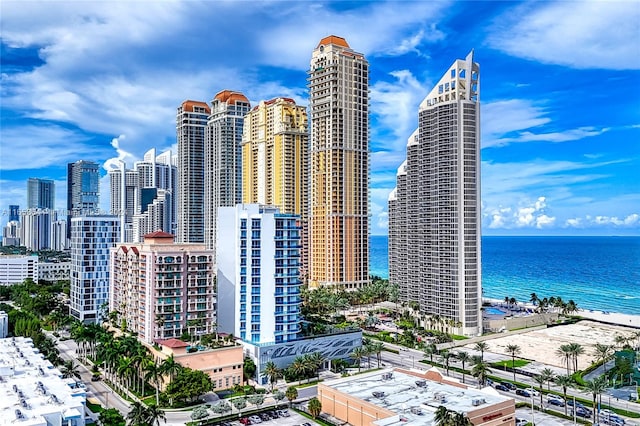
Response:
491,359,530,368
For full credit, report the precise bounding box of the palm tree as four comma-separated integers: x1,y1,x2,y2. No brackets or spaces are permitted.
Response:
144,405,166,426
60,360,81,379
440,350,454,376
308,397,322,419
435,405,452,426
554,375,574,416
540,367,555,391
584,377,607,424
350,346,366,373
126,401,148,426
614,334,628,349
505,344,521,382
160,354,182,385
456,351,470,384
424,344,437,364
471,360,491,388
289,356,308,384
532,375,545,408
474,342,489,362
567,343,585,373
144,360,163,406
262,361,281,392
530,293,539,306
285,386,298,407
307,352,326,380
370,342,384,368
556,344,572,375
593,343,614,378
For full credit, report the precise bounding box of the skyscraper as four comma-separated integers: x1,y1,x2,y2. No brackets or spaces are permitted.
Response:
388,51,481,336
176,101,210,244
204,90,250,252
70,215,120,323
9,205,20,222
308,36,369,290
27,178,55,210
67,160,100,238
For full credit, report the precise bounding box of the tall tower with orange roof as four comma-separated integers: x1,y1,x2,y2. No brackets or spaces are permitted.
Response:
176,100,210,243
205,90,251,254
308,36,370,290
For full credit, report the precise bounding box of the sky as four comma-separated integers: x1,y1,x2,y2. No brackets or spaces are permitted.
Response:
1,0,639,236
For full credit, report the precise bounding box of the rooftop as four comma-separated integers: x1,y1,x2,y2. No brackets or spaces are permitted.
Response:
317,35,350,48
0,337,86,425
323,367,511,425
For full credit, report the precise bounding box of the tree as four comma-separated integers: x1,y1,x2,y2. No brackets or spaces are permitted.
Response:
532,375,545,408
370,342,384,368
556,344,573,375
285,386,298,407
440,350,453,376
232,396,247,412
247,394,265,408
273,390,285,406
60,360,81,380
160,354,182,385
505,344,521,382
191,406,209,421
350,346,366,373
540,367,555,391
456,351,470,384
308,397,322,419
593,343,614,378
567,342,585,373
584,377,607,424
126,402,148,426
243,356,256,384
424,344,437,364
474,342,489,362
98,408,125,426
211,401,231,415
144,360,163,406
554,375,574,416
262,361,281,392
471,360,491,387
435,406,453,426
144,405,166,426
164,368,213,406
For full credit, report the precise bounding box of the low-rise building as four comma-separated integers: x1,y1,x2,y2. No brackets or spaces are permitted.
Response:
0,336,87,425
317,367,516,426
38,262,71,282
145,338,244,390
0,255,38,285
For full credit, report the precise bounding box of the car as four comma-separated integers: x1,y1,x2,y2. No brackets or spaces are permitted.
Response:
516,418,528,426
278,409,290,417
524,388,540,396
547,398,565,407
248,415,262,424
572,406,592,418
91,375,101,381
515,389,531,397
566,399,584,408
602,417,626,426
500,382,517,391
495,384,510,392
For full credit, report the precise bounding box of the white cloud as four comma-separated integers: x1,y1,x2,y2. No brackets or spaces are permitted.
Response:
487,2,640,70
565,213,639,228
483,99,608,148
485,196,556,229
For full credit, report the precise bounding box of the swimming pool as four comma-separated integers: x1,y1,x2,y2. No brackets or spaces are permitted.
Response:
485,307,507,315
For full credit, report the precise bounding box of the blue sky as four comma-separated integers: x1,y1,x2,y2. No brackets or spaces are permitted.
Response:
1,1,639,236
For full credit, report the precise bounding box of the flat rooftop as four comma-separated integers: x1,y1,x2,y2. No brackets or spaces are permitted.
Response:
324,367,511,425
0,337,86,425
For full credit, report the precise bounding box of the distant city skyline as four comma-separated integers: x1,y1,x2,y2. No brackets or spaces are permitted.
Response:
1,1,638,236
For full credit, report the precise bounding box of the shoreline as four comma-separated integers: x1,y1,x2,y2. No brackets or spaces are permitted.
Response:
483,297,640,329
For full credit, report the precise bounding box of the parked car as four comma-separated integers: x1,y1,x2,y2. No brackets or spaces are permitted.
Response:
547,397,565,407
566,399,585,408
524,388,540,396
495,384,510,392
516,418,528,426
602,417,626,426
515,389,531,397
500,382,517,391
277,409,290,417
248,415,262,424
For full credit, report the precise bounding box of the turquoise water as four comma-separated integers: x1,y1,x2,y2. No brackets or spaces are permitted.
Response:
369,235,640,315
485,307,508,315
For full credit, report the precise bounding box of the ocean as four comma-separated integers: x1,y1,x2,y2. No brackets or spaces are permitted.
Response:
369,235,640,315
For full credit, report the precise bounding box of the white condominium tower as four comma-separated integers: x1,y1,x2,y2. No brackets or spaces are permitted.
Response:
204,90,251,253
388,51,482,337
308,36,369,290
177,100,210,243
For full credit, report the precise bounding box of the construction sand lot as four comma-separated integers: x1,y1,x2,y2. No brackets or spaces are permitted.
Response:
466,320,638,371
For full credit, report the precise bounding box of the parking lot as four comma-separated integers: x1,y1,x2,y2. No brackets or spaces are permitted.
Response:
220,409,319,426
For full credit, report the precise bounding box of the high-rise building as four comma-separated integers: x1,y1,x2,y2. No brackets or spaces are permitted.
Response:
9,205,20,222
308,36,370,290
110,231,216,343
109,148,177,242
176,101,210,244
70,216,120,323
19,209,55,251
388,51,481,336
217,204,302,345
27,178,55,210
204,90,251,253
242,97,309,269
67,160,100,238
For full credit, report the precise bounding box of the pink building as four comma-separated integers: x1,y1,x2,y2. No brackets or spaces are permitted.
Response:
110,231,216,343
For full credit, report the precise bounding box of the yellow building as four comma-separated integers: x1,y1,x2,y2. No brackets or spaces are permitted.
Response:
308,35,369,290
242,97,309,269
